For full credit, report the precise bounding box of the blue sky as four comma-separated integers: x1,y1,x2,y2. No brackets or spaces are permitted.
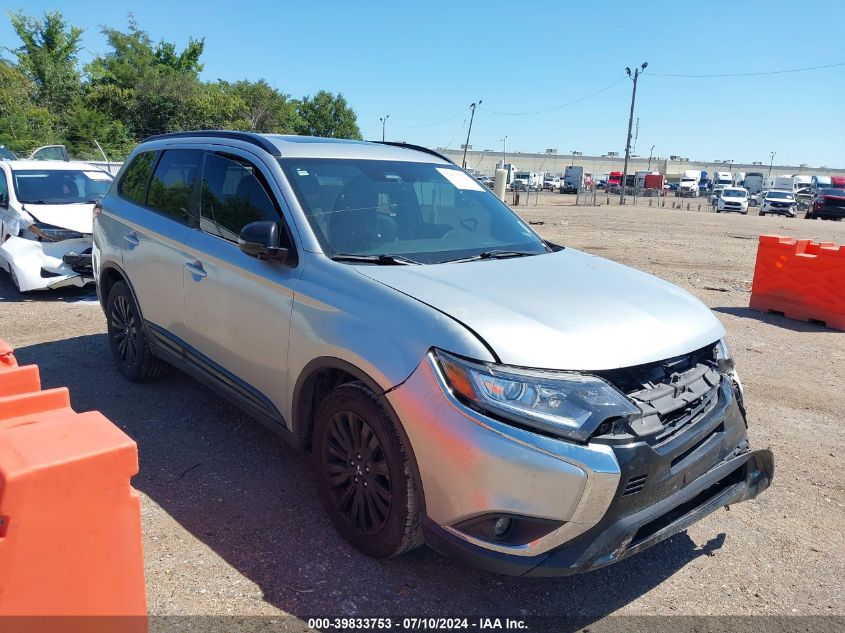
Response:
2,0,844,166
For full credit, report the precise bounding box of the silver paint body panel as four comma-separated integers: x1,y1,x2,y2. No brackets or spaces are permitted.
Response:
95,133,730,558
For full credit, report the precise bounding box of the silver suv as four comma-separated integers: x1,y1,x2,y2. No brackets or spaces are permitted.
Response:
93,131,773,576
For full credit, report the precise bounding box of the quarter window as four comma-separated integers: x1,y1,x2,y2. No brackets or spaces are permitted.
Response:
118,151,156,204
146,150,202,224
199,153,280,242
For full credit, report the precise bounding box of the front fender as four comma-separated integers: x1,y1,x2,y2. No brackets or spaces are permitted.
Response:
285,257,494,424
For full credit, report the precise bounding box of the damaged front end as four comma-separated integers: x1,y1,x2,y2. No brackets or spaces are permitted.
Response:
0,222,94,292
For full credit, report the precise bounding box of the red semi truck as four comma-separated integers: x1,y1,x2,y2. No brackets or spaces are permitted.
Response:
607,171,623,192
644,174,666,191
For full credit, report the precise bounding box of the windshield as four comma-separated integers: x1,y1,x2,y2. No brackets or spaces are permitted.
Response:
766,191,792,199
12,168,112,204
722,190,747,198
820,188,845,196
0,146,17,160
280,158,548,264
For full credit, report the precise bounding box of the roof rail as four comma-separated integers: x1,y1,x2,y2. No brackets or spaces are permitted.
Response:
141,130,281,157
371,141,455,165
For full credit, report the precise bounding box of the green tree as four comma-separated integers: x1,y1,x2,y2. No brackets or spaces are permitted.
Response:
62,101,134,160
295,90,361,139
86,18,208,138
0,60,56,152
87,17,204,88
218,79,300,133
7,10,83,113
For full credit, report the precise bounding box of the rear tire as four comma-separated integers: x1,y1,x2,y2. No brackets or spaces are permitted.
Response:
106,281,164,382
312,382,422,559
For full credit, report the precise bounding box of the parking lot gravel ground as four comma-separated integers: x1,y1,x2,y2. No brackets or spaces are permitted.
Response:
1,194,843,627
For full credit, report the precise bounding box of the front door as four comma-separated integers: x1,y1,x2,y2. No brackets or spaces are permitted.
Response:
182,149,302,426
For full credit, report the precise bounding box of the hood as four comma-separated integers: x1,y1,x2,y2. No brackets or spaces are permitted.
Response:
21,203,95,235
357,249,725,371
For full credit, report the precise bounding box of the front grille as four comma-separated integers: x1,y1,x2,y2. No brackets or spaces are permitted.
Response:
595,342,723,441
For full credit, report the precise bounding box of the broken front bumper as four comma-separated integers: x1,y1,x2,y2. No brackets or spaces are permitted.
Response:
389,355,774,576
424,447,773,576
0,236,94,291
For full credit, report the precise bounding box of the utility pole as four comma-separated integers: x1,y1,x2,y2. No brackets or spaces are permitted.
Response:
462,100,482,170
647,145,655,171
620,61,647,205
380,115,389,142
500,135,508,165
767,151,776,177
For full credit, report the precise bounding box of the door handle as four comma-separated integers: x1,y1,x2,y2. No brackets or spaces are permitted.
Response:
185,261,207,279
124,231,140,246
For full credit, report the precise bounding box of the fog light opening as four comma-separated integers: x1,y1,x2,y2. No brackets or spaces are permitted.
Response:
452,514,564,546
493,517,512,540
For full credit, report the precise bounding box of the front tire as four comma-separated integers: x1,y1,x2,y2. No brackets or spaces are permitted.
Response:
106,281,164,381
312,382,422,559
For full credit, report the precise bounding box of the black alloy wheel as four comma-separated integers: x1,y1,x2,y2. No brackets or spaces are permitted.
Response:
110,294,138,366
322,411,392,534
312,382,422,558
106,281,163,381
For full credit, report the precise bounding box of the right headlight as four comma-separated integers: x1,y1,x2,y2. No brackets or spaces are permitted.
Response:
432,350,639,442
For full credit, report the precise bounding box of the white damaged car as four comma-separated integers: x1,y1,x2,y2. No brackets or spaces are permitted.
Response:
0,160,112,292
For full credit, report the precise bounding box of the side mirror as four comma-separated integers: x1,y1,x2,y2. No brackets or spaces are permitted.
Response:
238,221,289,262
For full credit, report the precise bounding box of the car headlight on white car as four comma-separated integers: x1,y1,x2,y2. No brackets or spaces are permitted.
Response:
25,223,86,242
433,350,639,441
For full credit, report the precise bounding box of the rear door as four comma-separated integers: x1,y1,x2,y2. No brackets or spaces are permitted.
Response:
181,148,302,427
113,148,202,340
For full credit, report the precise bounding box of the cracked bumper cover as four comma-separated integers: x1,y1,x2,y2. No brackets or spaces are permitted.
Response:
0,236,94,291
424,447,772,576
387,356,774,577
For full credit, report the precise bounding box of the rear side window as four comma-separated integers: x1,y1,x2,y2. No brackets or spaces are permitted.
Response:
146,150,202,224
118,151,156,204
199,153,280,242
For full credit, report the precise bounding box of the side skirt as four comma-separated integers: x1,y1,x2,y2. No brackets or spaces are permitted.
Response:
146,322,304,451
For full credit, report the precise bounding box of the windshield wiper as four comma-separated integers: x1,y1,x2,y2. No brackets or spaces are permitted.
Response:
331,253,421,265
443,250,542,264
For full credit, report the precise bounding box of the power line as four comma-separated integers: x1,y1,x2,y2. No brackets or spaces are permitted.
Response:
649,61,845,78
478,78,627,116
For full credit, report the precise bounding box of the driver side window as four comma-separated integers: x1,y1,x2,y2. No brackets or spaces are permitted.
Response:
199,152,282,243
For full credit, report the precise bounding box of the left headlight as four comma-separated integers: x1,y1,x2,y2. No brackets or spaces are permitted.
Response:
433,350,639,442
26,222,85,242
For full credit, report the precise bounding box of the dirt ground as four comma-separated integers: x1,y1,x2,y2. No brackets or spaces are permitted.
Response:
0,194,843,626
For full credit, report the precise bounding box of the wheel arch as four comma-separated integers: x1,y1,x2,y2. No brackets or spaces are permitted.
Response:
292,356,426,515
98,261,142,317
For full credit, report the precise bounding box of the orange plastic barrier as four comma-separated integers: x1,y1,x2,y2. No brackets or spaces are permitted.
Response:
749,235,845,331
0,338,147,619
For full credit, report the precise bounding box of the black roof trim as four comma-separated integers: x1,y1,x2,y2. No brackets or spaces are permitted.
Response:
371,141,455,165
141,130,281,157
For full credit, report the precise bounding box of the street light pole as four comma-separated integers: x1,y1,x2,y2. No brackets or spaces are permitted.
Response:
500,135,508,165
647,145,655,171
620,61,647,205
462,100,482,170
380,115,389,142
767,151,776,177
